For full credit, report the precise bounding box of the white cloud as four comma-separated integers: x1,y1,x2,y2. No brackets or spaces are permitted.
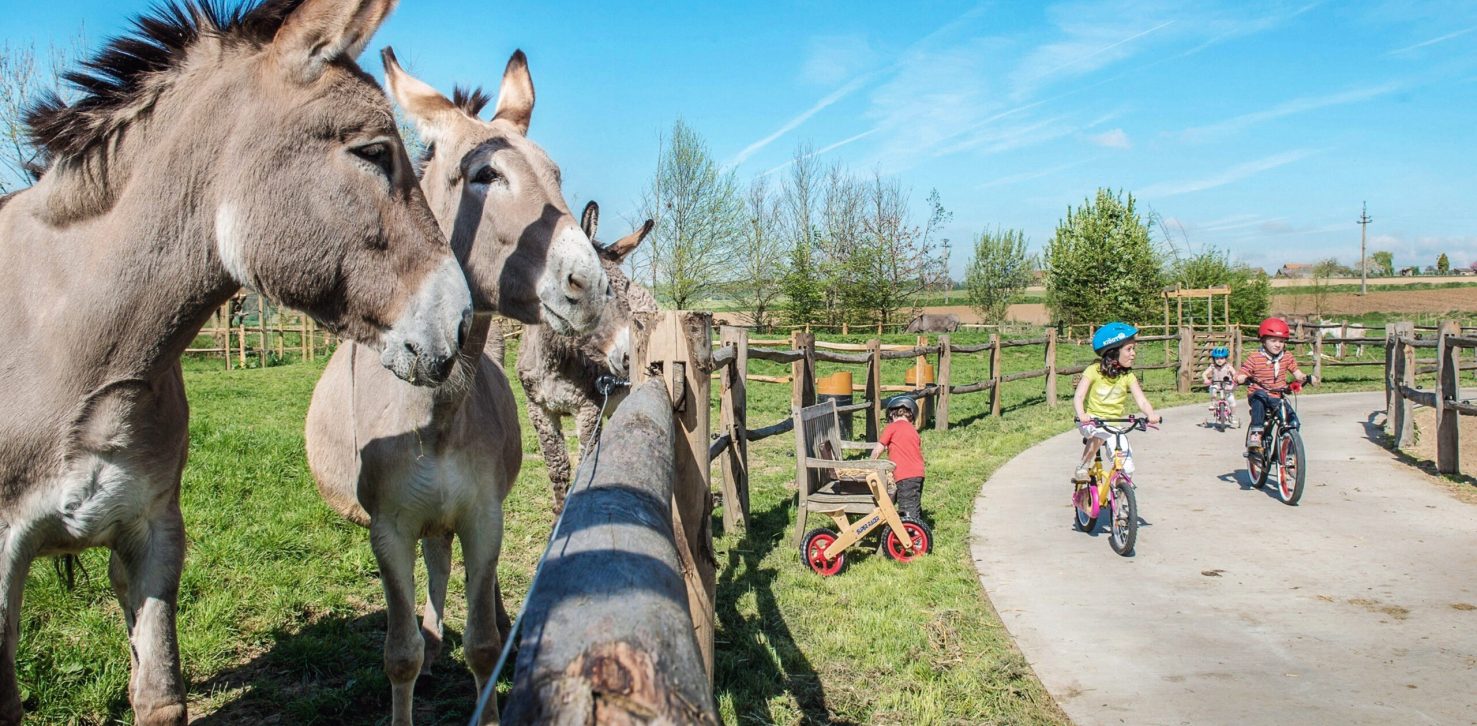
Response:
1180,83,1400,141
728,74,873,166
801,34,880,86
1387,24,1477,55
1138,149,1314,198
1087,128,1130,148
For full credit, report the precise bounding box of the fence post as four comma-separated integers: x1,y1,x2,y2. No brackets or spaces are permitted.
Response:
257,295,268,367
935,335,952,431
1045,328,1058,406
1177,326,1194,393
791,332,816,411
866,339,882,440
643,311,717,682
1384,322,1396,419
1435,320,1462,476
1338,321,1348,359
989,333,1002,417
1311,328,1324,382
1392,323,1415,448
719,326,750,531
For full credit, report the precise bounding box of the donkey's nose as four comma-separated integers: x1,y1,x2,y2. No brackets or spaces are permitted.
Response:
431,353,457,382
565,271,587,299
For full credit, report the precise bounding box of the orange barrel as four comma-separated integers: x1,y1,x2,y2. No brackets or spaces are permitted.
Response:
817,371,855,440
903,362,936,427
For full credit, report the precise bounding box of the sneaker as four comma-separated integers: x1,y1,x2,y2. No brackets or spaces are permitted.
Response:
1073,466,1090,482
1246,428,1263,454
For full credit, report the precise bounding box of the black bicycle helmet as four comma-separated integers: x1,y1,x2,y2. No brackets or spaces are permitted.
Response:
885,395,919,417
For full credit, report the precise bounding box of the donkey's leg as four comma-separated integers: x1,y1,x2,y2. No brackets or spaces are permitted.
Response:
458,502,506,725
112,507,188,726
370,522,422,726
420,533,453,673
527,403,572,515
0,548,35,724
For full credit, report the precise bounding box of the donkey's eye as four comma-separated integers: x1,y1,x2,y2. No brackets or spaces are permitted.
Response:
351,142,393,176
471,166,502,186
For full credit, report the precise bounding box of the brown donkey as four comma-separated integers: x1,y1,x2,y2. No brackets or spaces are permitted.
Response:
518,201,657,513
304,50,610,725
0,1,475,723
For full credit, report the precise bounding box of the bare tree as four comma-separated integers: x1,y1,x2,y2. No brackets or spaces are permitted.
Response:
779,144,823,326
730,176,786,330
0,40,79,193
843,174,950,328
820,163,867,326
636,119,743,309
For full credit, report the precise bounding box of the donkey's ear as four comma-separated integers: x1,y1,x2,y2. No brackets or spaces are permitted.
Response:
272,0,397,84
608,220,655,261
492,50,535,135
580,202,600,242
381,47,460,147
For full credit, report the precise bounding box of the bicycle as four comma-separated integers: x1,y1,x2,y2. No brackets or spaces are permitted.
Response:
1246,380,1310,505
1072,416,1156,556
1204,379,1239,430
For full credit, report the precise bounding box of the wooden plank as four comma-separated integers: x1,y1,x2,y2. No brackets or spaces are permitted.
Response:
502,378,719,725
1177,326,1193,393
1045,328,1058,407
935,335,952,432
814,349,873,364
1435,321,1462,475
718,326,749,530
866,339,882,441
989,333,1002,417
747,417,794,441
749,347,804,364
950,380,996,395
1392,323,1416,447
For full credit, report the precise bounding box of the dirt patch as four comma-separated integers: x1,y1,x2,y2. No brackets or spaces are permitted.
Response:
1403,408,1477,503
1452,603,1476,611
916,304,1050,326
1273,287,1477,316
1348,597,1411,620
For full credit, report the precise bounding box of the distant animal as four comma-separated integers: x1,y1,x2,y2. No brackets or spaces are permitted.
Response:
1317,318,1371,357
905,313,961,333
518,201,657,513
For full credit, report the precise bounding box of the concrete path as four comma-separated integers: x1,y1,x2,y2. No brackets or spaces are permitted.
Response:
971,392,1477,726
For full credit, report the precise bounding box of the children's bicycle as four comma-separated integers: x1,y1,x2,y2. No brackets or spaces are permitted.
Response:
1072,416,1155,556
1246,381,1310,505
800,471,932,576
1205,379,1238,430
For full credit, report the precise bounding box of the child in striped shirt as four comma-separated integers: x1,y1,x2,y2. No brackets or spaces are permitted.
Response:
1236,317,1316,453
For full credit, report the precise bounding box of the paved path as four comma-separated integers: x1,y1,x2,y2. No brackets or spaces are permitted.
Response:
971,392,1477,726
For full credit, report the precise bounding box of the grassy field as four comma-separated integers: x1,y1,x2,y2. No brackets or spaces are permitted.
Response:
16,332,1388,724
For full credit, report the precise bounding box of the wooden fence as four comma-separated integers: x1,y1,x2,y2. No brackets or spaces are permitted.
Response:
186,292,334,368
1386,320,1477,477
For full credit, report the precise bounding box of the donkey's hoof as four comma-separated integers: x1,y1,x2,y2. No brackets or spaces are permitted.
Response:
133,701,187,726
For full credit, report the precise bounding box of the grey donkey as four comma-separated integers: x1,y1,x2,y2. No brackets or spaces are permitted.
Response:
517,201,656,513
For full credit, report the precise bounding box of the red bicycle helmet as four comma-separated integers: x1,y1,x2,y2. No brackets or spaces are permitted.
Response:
1258,317,1290,339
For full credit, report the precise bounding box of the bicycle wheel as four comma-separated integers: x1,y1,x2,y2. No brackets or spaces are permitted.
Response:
801,529,847,576
1248,429,1271,488
1073,481,1098,532
1109,482,1137,556
1275,430,1306,505
883,518,933,562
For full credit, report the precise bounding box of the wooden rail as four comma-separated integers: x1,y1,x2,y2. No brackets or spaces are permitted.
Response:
503,378,719,723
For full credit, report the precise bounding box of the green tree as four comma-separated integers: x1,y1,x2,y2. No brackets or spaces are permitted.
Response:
964,227,1033,324
782,237,823,326
1167,247,1270,325
1371,250,1394,277
1437,253,1450,274
730,176,786,331
1043,188,1164,326
1309,257,1342,318
637,119,743,308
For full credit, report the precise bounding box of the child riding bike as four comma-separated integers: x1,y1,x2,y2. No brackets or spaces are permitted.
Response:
1073,322,1161,482
1201,346,1239,427
1236,318,1317,454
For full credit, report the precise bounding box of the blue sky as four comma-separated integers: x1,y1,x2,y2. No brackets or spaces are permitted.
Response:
5,1,1476,275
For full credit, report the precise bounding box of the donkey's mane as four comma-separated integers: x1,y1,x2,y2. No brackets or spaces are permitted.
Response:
451,86,492,117
25,0,308,162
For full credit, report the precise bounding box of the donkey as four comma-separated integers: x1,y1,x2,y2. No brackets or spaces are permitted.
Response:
905,312,961,333
0,1,474,722
305,49,610,725
517,201,656,513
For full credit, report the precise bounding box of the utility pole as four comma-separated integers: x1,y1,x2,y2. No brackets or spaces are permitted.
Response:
1358,201,1373,296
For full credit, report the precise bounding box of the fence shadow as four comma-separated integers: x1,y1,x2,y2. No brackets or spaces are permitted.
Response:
714,497,859,726
190,609,496,725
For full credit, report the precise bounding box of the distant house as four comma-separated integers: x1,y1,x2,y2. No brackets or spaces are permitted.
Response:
1275,262,1313,278
1399,267,1418,277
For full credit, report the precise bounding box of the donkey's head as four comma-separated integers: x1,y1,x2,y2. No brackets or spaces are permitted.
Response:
27,0,472,385
383,48,609,336
576,201,656,378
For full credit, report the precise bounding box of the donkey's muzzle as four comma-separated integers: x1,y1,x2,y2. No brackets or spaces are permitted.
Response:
380,258,473,387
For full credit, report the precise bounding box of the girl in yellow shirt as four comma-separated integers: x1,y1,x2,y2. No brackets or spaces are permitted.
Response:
1073,322,1160,481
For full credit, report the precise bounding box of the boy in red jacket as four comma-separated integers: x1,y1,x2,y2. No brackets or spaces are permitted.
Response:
872,395,926,520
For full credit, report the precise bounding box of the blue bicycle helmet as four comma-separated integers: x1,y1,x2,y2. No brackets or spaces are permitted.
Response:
1092,322,1138,354
1211,346,1229,359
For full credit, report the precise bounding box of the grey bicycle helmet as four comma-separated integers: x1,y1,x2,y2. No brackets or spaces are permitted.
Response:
885,395,919,417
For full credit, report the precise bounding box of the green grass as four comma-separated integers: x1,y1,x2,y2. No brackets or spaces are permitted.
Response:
17,334,1387,724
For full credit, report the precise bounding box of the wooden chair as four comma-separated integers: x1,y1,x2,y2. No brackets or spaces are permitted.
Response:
792,399,897,545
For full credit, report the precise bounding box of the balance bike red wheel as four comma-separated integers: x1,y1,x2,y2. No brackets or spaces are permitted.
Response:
801,528,847,576
883,518,933,562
